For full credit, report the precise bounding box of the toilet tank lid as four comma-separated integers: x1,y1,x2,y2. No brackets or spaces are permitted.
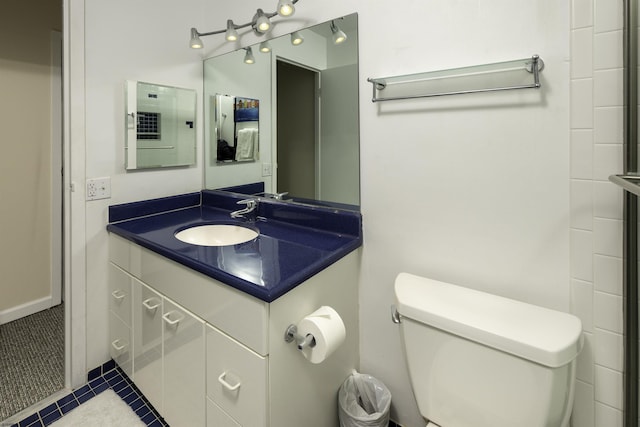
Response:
394,273,583,368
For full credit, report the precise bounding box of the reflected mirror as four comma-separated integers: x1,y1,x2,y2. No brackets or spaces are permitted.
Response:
125,81,197,170
204,13,359,208
214,94,260,163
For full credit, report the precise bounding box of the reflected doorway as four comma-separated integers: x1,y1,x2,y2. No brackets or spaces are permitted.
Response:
276,60,319,199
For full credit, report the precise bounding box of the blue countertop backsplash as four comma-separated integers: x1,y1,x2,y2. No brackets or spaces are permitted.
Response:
106,190,362,302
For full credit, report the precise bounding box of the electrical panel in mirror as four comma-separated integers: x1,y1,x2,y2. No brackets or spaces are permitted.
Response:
125,81,197,170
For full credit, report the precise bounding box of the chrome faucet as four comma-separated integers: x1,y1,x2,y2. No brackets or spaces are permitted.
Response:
230,199,258,221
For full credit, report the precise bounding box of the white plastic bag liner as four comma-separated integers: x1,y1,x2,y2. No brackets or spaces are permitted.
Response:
338,371,391,427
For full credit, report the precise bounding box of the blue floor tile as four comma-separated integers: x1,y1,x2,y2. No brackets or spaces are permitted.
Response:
13,361,165,427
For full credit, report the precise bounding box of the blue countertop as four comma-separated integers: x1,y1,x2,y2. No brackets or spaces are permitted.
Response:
106,190,362,302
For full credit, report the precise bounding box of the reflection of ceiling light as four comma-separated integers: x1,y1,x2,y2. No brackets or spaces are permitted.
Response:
255,9,271,33
291,31,304,46
259,41,272,53
189,0,302,49
189,28,203,49
330,20,347,45
244,47,255,64
225,20,238,42
277,0,295,16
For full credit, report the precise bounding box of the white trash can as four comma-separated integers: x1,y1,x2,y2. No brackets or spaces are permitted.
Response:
338,370,391,427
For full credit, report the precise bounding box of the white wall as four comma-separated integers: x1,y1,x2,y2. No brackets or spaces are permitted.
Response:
79,1,598,426
83,0,205,370
569,0,625,426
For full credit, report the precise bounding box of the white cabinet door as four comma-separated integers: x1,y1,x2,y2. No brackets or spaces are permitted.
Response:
132,279,163,413
206,324,267,427
109,312,132,377
207,398,241,427
163,299,205,427
109,264,132,326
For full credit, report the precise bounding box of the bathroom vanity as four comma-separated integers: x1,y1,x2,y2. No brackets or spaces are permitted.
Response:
107,190,361,427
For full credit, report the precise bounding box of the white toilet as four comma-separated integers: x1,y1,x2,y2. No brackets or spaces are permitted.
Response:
393,273,583,427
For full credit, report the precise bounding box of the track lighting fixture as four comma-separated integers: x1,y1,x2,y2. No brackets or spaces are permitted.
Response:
225,20,238,41
243,47,255,64
259,41,272,53
277,0,295,17
290,31,304,46
254,9,271,33
190,28,203,49
189,0,301,49
330,20,347,45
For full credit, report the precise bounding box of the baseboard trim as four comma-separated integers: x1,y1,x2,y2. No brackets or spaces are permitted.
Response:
0,296,54,325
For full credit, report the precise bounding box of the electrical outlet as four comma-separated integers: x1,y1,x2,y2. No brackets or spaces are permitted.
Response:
86,177,111,201
262,163,272,177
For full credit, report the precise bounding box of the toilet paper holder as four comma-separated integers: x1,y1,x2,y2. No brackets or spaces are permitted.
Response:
284,324,316,350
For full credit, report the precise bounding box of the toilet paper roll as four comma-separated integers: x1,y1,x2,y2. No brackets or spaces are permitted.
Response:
298,306,346,364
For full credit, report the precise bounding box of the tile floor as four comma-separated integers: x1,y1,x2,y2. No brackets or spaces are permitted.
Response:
11,361,166,427
10,360,403,427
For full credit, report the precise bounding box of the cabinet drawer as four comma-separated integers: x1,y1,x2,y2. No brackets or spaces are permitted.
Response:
109,312,132,378
109,264,132,326
206,324,267,427
207,398,241,427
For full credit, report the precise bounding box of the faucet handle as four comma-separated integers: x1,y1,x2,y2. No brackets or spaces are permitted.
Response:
273,192,289,200
236,198,257,207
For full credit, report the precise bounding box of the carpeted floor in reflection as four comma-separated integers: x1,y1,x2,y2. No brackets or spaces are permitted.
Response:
0,304,65,421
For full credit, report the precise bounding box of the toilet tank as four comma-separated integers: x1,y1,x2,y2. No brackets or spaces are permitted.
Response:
394,273,583,427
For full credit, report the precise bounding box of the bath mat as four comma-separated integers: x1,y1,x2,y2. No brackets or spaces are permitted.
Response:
49,389,145,427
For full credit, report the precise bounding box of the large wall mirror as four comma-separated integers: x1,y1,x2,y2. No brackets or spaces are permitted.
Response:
203,13,360,208
125,81,197,170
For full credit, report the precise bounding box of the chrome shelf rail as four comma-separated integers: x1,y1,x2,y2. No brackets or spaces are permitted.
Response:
367,55,544,102
609,174,640,197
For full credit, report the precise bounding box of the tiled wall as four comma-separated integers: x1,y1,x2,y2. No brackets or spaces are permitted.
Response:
570,0,625,425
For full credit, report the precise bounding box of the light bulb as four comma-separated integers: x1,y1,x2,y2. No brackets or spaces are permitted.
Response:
255,10,271,33
190,28,203,49
259,41,272,53
277,0,295,17
291,31,304,46
225,20,238,42
244,47,255,64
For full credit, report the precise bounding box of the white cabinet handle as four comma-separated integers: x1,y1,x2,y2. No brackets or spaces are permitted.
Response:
142,297,160,311
162,310,184,326
218,372,241,391
111,289,126,300
111,339,127,352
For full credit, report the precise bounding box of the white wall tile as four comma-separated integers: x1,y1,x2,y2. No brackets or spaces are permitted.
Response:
572,0,593,29
594,0,623,33
576,331,594,383
593,30,623,70
572,380,595,427
593,291,623,333
571,230,594,282
593,181,623,220
594,69,623,107
571,130,594,179
571,180,593,230
592,144,623,181
592,218,623,257
572,28,593,79
571,79,594,129
593,254,623,295
594,365,623,409
594,107,623,144
594,402,623,427
593,328,623,371
572,279,594,332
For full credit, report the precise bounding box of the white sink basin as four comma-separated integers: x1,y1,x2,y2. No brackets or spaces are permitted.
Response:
175,224,258,246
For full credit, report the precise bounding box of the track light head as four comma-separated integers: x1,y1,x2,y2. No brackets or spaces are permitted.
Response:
254,9,271,33
190,28,203,49
225,20,238,42
277,0,295,17
291,31,304,46
330,21,347,45
244,47,255,64
259,41,272,53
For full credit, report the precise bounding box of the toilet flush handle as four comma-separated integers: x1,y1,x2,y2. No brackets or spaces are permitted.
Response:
390,305,401,324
